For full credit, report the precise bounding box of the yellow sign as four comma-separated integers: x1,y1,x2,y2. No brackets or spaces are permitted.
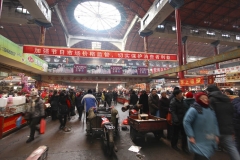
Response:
150,48,240,78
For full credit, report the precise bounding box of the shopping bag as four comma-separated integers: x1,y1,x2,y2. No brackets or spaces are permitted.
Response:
166,112,172,125
16,116,22,128
40,118,46,134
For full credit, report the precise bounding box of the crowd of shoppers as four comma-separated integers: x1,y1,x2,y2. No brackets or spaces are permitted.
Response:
24,85,240,160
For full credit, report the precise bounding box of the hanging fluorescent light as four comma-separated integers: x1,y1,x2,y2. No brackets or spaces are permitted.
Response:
206,31,215,36
222,33,230,38
236,35,240,40
157,24,164,29
172,26,176,31
190,29,199,33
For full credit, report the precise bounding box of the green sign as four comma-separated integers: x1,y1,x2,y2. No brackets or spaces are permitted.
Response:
0,35,48,72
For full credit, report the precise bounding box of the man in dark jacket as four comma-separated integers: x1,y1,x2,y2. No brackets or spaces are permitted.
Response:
49,90,59,120
170,89,187,152
207,85,240,160
159,91,170,118
113,91,118,105
129,91,138,106
139,90,149,114
75,92,84,121
148,89,159,115
232,93,240,154
159,91,171,139
169,87,180,102
105,91,113,107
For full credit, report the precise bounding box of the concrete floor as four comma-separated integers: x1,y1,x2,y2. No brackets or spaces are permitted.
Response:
0,103,231,160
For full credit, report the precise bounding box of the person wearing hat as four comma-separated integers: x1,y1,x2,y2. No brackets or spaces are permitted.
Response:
26,90,45,143
184,91,195,111
207,85,240,160
170,89,188,152
183,92,220,159
225,89,234,96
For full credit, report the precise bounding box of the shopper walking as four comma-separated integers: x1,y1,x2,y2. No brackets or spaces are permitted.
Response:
231,92,240,154
113,90,118,106
76,92,84,121
159,91,171,139
26,90,45,143
207,85,240,160
170,89,188,153
58,92,71,132
139,90,149,114
129,90,138,106
81,89,98,121
49,90,59,120
148,88,159,116
183,92,220,160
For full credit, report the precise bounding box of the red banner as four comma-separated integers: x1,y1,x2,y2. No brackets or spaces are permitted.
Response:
3,113,26,133
207,75,215,84
179,77,204,86
23,45,178,61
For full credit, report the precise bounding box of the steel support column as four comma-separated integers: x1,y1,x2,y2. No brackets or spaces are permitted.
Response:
182,36,188,91
175,9,184,80
144,36,149,67
39,26,46,62
211,40,220,69
214,46,220,69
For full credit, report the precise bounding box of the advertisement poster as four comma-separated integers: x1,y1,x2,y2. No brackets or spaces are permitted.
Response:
137,66,148,75
73,64,87,74
87,65,110,74
152,67,169,74
47,63,74,73
123,66,138,75
110,66,123,74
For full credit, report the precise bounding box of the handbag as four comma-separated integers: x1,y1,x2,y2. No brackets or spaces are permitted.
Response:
40,118,46,134
166,112,172,125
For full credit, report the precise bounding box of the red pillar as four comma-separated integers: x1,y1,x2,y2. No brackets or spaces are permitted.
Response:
0,0,3,19
214,46,220,69
175,9,185,91
175,9,184,79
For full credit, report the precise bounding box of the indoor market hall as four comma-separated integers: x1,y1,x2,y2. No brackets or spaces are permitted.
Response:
0,0,240,160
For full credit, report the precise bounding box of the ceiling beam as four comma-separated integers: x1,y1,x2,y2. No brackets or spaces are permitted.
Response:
122,15,139,51
53,4,69,36
150,48,240,78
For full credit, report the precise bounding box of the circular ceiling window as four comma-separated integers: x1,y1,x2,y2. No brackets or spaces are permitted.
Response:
74,1,121,31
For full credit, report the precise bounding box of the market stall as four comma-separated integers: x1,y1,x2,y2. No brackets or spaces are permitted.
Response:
0,96,27,138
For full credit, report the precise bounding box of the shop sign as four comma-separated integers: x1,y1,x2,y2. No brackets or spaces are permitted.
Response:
155,78,165,84
110,66,122,75
42,75,148,83
215,77,226,83
152,67,169,74
0,35,48,72
226,72,240,82
207,75,215,84
209,66,240,75
23,45,178,61
73,64,87,74
137,67,148,75
151,48,240,77
179,77,204,86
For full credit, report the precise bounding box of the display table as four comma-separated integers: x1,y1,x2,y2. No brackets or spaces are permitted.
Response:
0,103,27,138
117,97,129,104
